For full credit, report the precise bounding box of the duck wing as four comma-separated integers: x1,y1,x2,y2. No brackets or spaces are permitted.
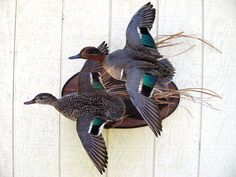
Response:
81,60,103,73
124,2,162,61
97,41,109,55
76,116,108,174
125,64,162,136
77,72,106,92
97,42,126,91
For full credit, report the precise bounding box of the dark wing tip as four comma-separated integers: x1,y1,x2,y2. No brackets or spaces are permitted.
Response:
77,119,108,174
131,93,162,137
145,2,151,7
97,41,109,55
136,2,156,30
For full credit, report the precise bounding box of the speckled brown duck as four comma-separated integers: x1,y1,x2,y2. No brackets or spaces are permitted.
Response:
24,72,126,174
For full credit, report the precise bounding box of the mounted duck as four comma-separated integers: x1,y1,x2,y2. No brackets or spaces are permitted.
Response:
24,72,126,174
69,2,175,136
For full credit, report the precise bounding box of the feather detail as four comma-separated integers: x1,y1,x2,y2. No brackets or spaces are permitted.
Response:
141,73,157,97
125,2,156,49
77,117,108,174
126,67,162,137
157,59,175,83
97,41,109,55
136,2,156,30
91,72,105,90
88,117,107,136
140,27,157,49
125,2,162,61
129,92,162,136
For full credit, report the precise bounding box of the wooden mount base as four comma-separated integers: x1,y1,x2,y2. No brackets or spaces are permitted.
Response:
62,72,180,129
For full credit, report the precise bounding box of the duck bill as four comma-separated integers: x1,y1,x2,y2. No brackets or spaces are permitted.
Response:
24,99,36,105
69,54,81,59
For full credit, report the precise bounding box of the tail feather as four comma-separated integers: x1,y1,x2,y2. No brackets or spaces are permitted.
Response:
130,93,162,136
157,59,175,83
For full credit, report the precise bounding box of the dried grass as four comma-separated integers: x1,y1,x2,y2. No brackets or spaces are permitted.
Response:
103,32,222,113
153,87,221,112
155,31,222,56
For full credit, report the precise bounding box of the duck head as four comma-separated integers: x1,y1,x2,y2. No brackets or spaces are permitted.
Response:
24,93,57,105
69,47,105,63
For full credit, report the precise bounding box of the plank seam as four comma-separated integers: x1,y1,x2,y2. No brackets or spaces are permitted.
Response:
12,0,18,176
153,1,159,177
106,0,112,177
59,0,65,176
198,0,205,177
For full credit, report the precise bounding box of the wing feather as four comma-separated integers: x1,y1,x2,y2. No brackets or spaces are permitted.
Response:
76,116,108,174
125,2,161,61
125,67,162,136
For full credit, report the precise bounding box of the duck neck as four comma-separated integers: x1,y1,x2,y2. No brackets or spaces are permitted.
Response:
89,54,105,63
48,97,60,108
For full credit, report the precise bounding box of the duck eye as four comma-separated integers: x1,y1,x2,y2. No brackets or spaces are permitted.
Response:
38,96,47,100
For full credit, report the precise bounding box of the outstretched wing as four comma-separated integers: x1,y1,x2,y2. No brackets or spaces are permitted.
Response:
76,115,108,174
125,64,162,137
124,2,161,61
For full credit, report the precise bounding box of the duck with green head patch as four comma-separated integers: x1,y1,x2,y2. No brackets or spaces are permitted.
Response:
69,2,175,137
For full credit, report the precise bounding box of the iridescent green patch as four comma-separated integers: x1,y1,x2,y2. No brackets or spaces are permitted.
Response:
142,34,157,49
93,81,104,90
143,73,157,88
92,117,104,126
90,117,105,135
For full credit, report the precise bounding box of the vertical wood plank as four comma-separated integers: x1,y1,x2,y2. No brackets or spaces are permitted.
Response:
0,0,15,176
200,1,236,177
60,0,109,176
155,1,202,177
14,0,62,176
108,1,157,177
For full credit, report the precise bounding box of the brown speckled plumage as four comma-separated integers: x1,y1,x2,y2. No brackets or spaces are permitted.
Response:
54,91,125,121
24,87,125,174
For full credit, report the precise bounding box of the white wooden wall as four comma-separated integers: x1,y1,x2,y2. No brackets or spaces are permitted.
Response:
0,0,236,177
